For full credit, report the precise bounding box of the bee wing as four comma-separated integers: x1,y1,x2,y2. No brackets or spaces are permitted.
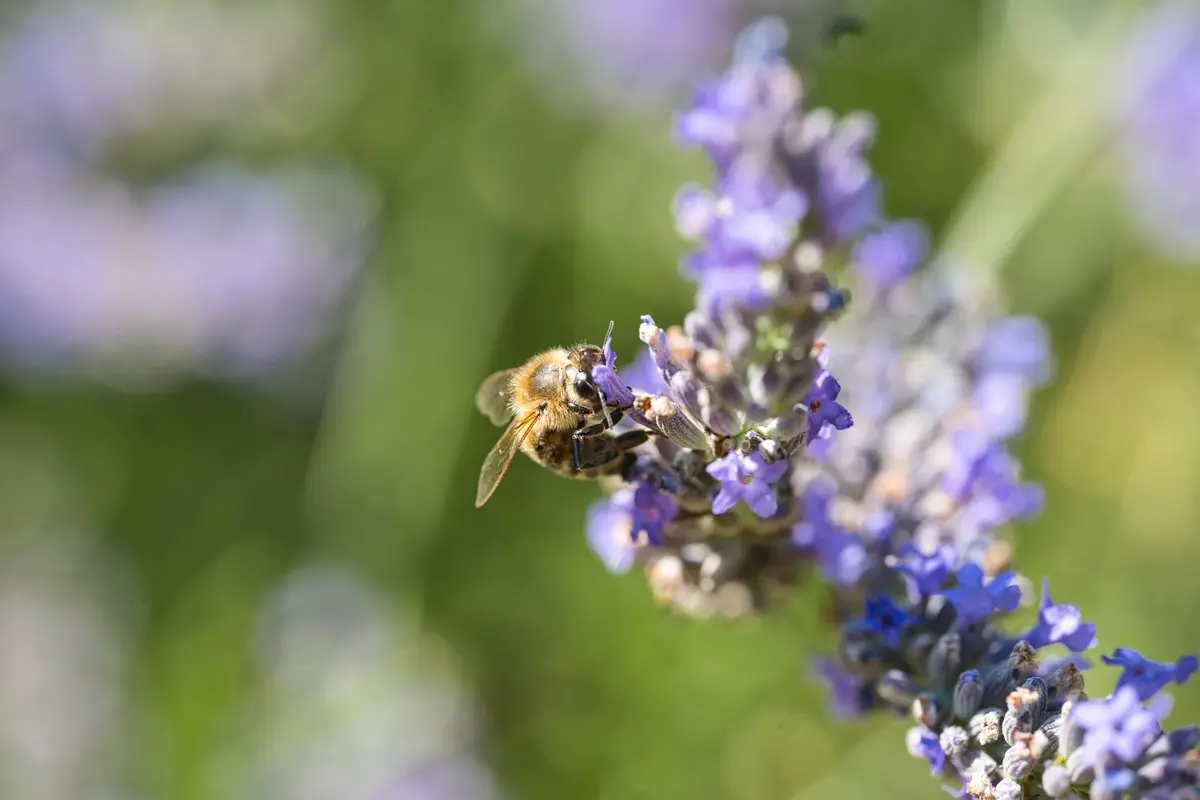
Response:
475,410,539,508
475,368,517,426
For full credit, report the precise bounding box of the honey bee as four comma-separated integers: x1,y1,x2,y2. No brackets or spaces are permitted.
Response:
474,332,648,507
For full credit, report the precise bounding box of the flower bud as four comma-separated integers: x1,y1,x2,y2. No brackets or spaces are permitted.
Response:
954,670,984,718
1001,740,1034,781
642,394,709,451
1030,714,1061,761
1040,764,1071,797
1003,677,1048,745
927,632,962,681
939,725,969,757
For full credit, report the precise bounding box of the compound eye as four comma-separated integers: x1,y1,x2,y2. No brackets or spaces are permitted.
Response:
574,372,599,400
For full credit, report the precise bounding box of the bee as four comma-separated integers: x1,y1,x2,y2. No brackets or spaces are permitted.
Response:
822,11,865,47
474,333,648,507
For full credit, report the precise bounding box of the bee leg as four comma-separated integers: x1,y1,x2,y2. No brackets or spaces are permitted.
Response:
574,409,624,438
566,402,593,416
571,437,614,470
614,429,648,448
571,437,583,471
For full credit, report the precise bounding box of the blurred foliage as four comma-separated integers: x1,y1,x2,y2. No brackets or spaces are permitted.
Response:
1,0,1197,798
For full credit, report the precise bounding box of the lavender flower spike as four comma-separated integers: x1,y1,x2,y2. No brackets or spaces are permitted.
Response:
561,17,1198,798
576,17,861,615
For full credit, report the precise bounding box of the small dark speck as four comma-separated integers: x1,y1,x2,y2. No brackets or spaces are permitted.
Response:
823,12,867,47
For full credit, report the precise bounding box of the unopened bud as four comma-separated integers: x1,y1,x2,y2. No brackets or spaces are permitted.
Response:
643,394,709,451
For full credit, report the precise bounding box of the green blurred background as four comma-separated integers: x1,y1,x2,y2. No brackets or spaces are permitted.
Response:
1,0,1198,798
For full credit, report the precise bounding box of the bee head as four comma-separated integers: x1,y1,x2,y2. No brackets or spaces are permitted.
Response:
565,344,606,411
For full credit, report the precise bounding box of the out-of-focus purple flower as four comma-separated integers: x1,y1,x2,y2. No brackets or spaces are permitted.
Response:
706,451,788,517
792,481,868,586
812,657,869,717
892,544,957,603
864,594,912,648
1025,579,1097,653
800,111,882,245
851,220,930,290
0,165,374,382
593,323,635,408
677,166,808,313
626,481,678,545
972,372,1031,440
675,171,808,260
1089,768,1137,799
586,482,677,572
1118,2,1200,259
977,317,1053,386
619,350,663,394
802,369,853,444
943,564,1021,629
674,17,798,170
587,492,638,574
1101,648,1199,701
503,0,737,114
944,432,1045,540
905,726,945,776
688,257,769,312
1069,686,1174,772
0,0,320,162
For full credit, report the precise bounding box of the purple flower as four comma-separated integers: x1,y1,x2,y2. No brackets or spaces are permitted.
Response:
592,322,635,408
797,111,881,245
626,481,678,546
710,167,808,261
673,184,720,240
1070,686,1174,771
850,220,930,290
943,432,1044,541
687,253,769,312
0,1,319,161
706,451,788,517
812,657,868,717
1101,648,1199,701
864,595,912,648
942,564,1021,629
905,726,945,776
971,372,1031,440
0,164,372,381
586,493,637,574
1090,768,1137,799
638,314,675,371
1118,2,1200,259
791,481,868,586
1024,579,1097,653
674,17,798,171
802,369,853,443
619,349,663,393
677,165,808,313
546,0,736,111
892,544,957,604
587,482,679,571
977,317,1053,386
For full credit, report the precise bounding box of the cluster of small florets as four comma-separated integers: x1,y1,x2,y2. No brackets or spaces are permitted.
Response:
585,18,872,617
581,17,1200,799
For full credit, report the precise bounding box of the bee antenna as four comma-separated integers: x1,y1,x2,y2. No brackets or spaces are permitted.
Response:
601,400,614,429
